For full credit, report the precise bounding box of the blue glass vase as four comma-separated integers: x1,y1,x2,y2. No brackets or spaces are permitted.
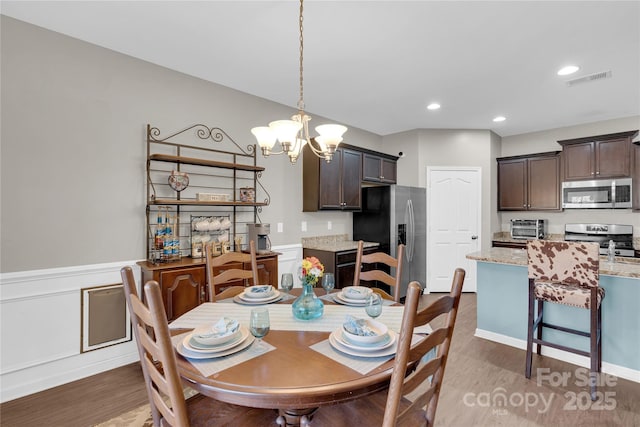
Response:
292,282,324,320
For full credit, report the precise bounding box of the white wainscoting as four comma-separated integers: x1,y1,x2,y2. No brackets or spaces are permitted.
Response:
0,246,303,403
0,262,142,403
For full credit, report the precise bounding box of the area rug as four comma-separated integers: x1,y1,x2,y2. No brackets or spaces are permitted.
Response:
93,388,198,427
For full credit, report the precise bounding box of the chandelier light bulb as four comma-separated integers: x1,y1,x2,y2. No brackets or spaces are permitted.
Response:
251,127,277,151
268,120,303,146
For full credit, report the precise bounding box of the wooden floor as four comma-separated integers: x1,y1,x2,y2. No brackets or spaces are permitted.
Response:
1,293,639,426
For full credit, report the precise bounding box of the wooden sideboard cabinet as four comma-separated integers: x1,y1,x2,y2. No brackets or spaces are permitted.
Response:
138,252,279,321
558,131,638,181
138,260,206,321
497,152,561,211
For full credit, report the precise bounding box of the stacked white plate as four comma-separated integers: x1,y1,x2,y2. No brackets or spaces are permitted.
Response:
234,285,282,305
176,325,254,360
333,286,372,306
329,327,398,358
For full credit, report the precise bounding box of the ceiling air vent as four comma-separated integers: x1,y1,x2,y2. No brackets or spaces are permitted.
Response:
566,70,612,87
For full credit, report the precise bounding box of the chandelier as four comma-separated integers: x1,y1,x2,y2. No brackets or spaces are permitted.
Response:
251,0,347,164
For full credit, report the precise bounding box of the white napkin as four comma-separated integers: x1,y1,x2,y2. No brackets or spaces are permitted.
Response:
245,285,274,298
193,317,239,339
343,315,378,336
343,286,372,300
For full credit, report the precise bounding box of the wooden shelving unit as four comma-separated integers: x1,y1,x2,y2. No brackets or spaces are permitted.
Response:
145,123,270,263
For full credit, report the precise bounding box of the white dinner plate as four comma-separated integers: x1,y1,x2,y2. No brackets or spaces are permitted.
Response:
329,330,398,358
333,292,368,306
335,329,396,352
236,290,282,303
183,326,250,354
177,333,254,360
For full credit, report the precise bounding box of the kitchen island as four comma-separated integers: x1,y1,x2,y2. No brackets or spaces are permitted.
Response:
466,247,640,383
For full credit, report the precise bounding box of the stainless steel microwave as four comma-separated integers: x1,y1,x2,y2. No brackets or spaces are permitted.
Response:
562,178,632,209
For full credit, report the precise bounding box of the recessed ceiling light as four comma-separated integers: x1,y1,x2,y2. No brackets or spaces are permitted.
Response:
427,103,441,110
493,116,506,122
557,65,580,76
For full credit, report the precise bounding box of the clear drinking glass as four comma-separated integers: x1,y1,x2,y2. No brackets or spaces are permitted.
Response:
321,273,335,295
281,273,294,296
365,293,383,319
249,307,270,349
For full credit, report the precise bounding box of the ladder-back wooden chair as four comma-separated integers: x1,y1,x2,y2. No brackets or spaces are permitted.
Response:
525,240,602,400
311,268,465,427
205,240,259,302
353,240,405,302
120,266,277,426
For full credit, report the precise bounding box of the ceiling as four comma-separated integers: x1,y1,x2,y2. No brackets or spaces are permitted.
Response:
2,1,639,137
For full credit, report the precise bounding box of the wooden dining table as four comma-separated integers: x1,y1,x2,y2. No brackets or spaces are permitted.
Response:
169,288,429,426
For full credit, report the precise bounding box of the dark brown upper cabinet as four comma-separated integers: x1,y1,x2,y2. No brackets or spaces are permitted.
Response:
558,130,638,181
497,152,561,211
362,153,397,184
303,145,362,211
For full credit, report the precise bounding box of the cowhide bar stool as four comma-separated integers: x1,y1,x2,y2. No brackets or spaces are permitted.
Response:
525,240,603,401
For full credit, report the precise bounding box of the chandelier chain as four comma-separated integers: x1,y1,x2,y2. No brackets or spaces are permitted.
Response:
251,0,345,164
298,0,305,111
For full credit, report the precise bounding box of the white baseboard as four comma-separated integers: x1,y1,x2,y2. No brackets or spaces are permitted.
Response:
475,328,640,383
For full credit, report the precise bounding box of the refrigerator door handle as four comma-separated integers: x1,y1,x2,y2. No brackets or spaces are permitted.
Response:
405,199,415,262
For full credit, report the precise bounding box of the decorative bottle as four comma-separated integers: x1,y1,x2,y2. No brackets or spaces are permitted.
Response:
607,240,616,263
292,281,324,320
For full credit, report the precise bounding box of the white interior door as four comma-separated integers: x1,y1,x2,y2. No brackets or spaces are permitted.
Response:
427,167,481,292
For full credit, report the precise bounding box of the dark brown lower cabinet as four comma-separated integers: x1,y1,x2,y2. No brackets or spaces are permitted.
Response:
303,246,378,290
492,240,527,249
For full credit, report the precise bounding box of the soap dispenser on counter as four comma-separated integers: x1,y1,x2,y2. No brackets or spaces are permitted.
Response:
607,240,616,264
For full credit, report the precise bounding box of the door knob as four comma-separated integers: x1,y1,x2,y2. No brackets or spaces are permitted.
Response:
471,235,478,240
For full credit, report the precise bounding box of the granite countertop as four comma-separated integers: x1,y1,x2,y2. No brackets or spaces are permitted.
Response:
302,234,380,252
466,247,640,279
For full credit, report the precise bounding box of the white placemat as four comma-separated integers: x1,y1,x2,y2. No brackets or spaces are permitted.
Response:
170,303,431,334
171,332,275,377
310,333,426,375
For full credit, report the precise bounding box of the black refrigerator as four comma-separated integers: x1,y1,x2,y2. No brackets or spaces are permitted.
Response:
353,185,427,298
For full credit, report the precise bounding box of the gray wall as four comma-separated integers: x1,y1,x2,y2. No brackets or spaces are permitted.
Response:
0,16,382,273
3,16,638,273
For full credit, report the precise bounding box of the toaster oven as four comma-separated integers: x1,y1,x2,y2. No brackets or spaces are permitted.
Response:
510,219,547,240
